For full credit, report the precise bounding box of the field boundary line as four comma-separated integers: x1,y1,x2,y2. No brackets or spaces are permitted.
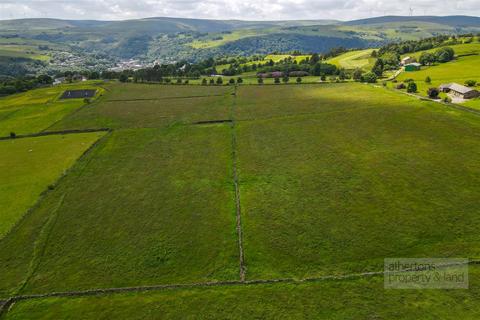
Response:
230,85,246,282
1,259,479,317
0,128,111,141
105,93,228,102
14,195,66,296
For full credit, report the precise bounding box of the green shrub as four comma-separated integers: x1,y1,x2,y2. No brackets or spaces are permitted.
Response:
465,80,477,87
427,88,440,99
361,72,377,83
407,82,417,93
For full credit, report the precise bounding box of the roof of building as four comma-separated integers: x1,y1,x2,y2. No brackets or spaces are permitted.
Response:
439,83,478,94
401,56,412,61
405,62,421,67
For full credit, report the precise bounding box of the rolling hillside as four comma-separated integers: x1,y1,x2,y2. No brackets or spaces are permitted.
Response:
0,15,479,76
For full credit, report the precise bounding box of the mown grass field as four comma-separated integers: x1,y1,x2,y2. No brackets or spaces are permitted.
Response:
326,49,375,70
0,82,105,136
0,132,105,239
2,81,480,318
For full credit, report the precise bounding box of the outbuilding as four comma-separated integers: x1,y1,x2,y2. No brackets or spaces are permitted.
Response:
404,63,421,72
439,83,480,99
401,56,416,66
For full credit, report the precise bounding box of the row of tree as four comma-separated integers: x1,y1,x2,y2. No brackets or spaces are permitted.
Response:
0,75,54,95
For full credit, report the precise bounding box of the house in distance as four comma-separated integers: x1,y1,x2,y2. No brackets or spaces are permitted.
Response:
439,83,480,99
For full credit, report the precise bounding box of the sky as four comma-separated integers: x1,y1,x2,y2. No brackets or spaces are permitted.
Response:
0,0,479,21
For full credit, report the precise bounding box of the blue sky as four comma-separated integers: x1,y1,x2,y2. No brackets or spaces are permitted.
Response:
0,0,479,21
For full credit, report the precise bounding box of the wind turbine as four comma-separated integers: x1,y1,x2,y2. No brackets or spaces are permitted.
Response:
409,7,414,16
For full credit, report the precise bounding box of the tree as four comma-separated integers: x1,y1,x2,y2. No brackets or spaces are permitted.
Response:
371,59,384,77
465,80,477,87
274,77,280,84
176,78,182,84
37,74,53,85
320,74,326,81
407,82,417,93
10,132,16,139
353,69,363,81
237,77,243,84
312,63,322,76
296,77,302,84
257,77,264,84
216,77,223,85
427,87,440,98
209,79,215,85
119,74,128,83
371,50,378,58
310,53,320,65
202,78,208,85
419,52,436,65
435,47,455,63
229,78,235,85
361,72,377,83
425,76,431,84
282,76,289,84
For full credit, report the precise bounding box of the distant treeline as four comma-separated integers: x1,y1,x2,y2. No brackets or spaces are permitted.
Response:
378,34,478,56
0,75,53,95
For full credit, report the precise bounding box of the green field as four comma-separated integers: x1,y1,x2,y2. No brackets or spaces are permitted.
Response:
0,132,105,239
52,84,233,130
236,84,480,279
0,45,50,61
2,82,480,318
0,82,105,136
326,49,375,70
6,265,480,319
396,43,480,110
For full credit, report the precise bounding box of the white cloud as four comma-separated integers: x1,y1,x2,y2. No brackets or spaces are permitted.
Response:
0,0,479,21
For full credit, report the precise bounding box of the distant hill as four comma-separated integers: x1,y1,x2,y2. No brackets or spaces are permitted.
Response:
0,15,479,76
344,15,480,27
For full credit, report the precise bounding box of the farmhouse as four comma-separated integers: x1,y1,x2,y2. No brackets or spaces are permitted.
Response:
404,63,421,71
439,83,480,99
401,56,416,66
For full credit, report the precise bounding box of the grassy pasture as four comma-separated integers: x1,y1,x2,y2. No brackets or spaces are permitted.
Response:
6,265,480,319
326,49,375,70
0,132,105,239
53,83,233,130
0,125,238,296
0,82,105,136
236,84,480,279
2,82,480,316
0,44,51,61
190,29,265,49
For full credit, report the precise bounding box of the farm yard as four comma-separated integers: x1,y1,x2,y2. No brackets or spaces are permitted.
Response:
1,81,480,318
394,43,480,109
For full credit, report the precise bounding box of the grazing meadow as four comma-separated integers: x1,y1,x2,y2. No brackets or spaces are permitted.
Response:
2,81,480,318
